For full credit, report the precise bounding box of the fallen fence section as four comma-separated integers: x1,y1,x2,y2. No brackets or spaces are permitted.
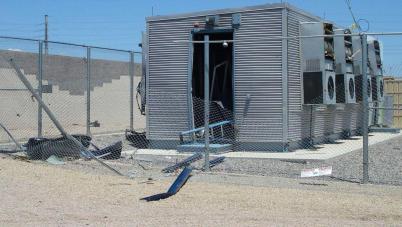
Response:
0,122,24,152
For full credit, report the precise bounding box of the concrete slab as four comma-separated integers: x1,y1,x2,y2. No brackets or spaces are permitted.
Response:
132,132,402,161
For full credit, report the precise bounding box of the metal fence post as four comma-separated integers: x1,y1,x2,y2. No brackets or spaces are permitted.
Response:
129,51,134,131
86,47,91,136
204,35,210,171
37,41,43,137
361,33,369,184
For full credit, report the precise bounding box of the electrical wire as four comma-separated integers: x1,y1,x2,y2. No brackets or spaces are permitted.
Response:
344,0,370,32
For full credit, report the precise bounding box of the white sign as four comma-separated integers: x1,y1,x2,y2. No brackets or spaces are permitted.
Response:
301,166,332,178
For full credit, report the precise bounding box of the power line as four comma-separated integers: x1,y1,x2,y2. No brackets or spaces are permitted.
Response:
344,0,361,31
343,0,371,32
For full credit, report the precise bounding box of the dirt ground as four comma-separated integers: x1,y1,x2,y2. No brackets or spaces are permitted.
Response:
1,156,402,226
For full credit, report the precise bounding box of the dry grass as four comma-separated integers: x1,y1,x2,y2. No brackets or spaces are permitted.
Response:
0,156,401,226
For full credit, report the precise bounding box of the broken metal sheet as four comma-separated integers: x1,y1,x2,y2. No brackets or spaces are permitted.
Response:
167,167,192,195
141,167,193,202
90,141,122,160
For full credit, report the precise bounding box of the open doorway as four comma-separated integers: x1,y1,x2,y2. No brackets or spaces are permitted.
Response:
191,31,234,129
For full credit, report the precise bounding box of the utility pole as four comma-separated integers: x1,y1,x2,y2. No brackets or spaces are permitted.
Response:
44,15,48,55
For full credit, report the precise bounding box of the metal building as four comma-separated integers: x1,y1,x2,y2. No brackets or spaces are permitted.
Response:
144,3,363,152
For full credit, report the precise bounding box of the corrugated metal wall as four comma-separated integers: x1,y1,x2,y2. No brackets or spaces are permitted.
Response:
147,8,284,142
286,8,361,143
147,4,362,146
234,9,283,142
147,14,233,140
286,9,316,142
147,18,190,140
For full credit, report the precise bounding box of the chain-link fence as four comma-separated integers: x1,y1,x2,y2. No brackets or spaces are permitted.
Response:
137,31,402,186
1,33,401,186
0,37,144,176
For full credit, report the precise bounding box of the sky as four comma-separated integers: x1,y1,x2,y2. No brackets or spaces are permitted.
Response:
1,0,402,74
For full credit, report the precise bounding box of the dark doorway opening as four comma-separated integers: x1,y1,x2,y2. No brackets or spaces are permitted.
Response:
191,31,234,129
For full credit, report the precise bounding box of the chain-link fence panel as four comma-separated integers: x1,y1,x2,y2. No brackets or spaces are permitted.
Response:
42,43,87,137
0,38,39,143
1,33,401,186
90,48,130,135
365,34,402,186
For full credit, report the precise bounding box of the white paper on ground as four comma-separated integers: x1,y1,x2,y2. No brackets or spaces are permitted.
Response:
301,166,332,178
46,155,65,165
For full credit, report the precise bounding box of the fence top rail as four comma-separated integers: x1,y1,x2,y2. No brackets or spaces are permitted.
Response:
173,31,402,43
0,36,141,54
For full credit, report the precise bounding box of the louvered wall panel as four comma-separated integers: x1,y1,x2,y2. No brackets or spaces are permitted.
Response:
234,9,284,142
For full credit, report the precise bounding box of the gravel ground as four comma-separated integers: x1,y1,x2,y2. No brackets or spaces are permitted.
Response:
2,132,402,186
119,133,402,186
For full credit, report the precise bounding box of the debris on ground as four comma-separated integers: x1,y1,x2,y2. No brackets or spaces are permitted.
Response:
25,134,91,160
301,166,332,178
141,167,193,202
46,155,65,165
125,129,148,148
161,153,202,173
208,156,225,168
90,141,122,160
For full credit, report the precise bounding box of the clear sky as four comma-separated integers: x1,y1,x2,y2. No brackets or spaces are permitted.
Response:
1,0,402,74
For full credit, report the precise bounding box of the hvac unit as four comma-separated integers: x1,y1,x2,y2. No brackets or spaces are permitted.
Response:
345,74,356,103
334,29,356,103
368,102,375,126
301,22,336,105
351,35,373,103
368,39,384,102
368,39,383,76
355,74,373,103
367,75,373,103
377,76,384,101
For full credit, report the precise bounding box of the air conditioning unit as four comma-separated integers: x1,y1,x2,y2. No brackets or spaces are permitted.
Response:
368,39,383,77
367,75,373,103
355,74,372,103
377,76,384,101
345,74,356,103
368,102,375,126
334,29,355,104
368,38,385,103
301,22,336,105
351,35,373,103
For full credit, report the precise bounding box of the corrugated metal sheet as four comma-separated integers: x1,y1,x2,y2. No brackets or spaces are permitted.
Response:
147,18,193,140
286,9,316,141
234,9,284,142
147,8,284,142
147,14,233,140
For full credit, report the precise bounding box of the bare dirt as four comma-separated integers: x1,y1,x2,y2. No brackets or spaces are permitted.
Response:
1,156,402,226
